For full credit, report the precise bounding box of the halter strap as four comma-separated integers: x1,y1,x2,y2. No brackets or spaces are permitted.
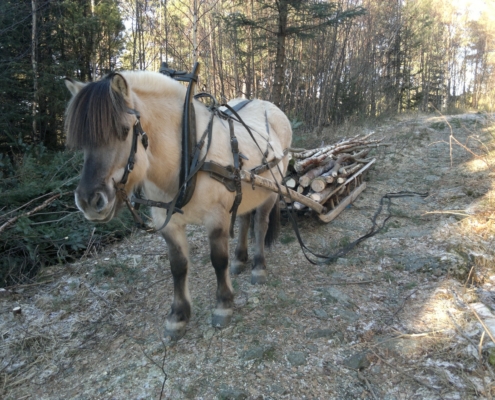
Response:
119,108,148,185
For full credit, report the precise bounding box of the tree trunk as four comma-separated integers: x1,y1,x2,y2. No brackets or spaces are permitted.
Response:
31,0,38,142
192,0,198,64
272,0,288,108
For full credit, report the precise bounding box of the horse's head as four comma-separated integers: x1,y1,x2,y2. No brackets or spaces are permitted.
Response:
64,73,148,222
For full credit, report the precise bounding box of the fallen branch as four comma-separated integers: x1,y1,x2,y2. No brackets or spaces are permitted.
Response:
0,191,71,234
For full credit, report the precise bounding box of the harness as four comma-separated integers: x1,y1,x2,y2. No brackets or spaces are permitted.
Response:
115,63,429,265
116,62,283,235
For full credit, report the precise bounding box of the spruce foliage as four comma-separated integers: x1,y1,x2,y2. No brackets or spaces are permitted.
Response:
0,145,133,287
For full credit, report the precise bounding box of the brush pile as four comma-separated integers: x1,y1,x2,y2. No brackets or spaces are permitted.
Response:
284,133,384,215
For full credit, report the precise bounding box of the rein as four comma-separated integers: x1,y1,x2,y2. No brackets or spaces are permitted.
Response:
115,63,264,234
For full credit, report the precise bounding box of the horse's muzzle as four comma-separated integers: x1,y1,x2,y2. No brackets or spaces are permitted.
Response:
74,185,117,222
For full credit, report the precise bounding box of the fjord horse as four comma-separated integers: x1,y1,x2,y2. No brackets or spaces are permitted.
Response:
64,71,292,339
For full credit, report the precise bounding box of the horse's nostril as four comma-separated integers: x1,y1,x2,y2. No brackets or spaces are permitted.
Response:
91,191,107,212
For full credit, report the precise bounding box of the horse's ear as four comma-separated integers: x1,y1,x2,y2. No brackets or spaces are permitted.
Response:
64,77,86,96
110,73,129,101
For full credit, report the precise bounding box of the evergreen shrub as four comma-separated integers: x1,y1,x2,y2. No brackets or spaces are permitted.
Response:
0,145,134,287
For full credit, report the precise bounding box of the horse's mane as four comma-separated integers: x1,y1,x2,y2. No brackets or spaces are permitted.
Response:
65,73,130,149
65,71,186,149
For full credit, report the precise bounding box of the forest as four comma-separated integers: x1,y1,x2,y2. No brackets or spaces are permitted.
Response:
0,0,494,285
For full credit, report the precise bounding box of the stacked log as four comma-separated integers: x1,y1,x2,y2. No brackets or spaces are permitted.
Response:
282,134,384,212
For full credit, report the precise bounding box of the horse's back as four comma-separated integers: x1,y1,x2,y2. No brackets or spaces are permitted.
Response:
226,98,292,162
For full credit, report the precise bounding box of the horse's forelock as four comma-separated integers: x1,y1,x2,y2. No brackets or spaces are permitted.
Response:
65,75,130,149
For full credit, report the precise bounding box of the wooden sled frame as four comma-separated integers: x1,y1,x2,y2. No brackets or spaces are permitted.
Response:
240,158,375,223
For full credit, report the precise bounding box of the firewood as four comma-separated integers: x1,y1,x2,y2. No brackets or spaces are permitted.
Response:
240,170,326,214
327,154,352,177
351,148,371,160
310,177,328,192
315,159,376,206
294,153,329,174
285,177,297,189
293,201,306,210
310,184,336,203
338,162,357,175
298,159,334,187
340,163,364,178
320,169,335,183
291,136,356,159
292,136,380,172
284,136,379,219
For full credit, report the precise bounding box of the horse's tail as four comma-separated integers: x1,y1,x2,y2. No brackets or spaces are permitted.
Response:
265,198,280,248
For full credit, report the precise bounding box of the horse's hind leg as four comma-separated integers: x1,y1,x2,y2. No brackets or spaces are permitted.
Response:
206,217,234,328
161,223,191,340
231,212,251,275
252,194,279,285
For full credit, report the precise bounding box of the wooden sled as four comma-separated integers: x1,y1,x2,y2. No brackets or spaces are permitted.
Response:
240,158,375,223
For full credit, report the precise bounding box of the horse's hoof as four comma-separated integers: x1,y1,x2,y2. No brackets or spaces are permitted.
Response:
164,320,187,341
230,260,249,275
211,308,233,328
251,269,267,285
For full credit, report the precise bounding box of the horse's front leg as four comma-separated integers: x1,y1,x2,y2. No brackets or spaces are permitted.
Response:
161,223,191,340
206,217,234,328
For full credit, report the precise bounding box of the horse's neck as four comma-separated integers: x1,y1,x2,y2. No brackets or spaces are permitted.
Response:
133,91,183,198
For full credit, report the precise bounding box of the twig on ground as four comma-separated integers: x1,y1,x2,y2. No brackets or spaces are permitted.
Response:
446,310,478,349
81,228,96,260
369,349,441,393
390,328,447,338
85,284,124,316
357,371,379,400
479,331,486,362
423,210,473,217
464,266,475,290
0,191,59,221
5,279,54,290
467,302,495,345
451,288,495,345
326,280,377,285
386,289,418,325
0,191,71,233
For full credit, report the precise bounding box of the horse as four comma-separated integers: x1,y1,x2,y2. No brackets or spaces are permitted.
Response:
64,71,292,339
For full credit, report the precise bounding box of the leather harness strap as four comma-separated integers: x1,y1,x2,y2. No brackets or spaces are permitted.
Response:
115,108,183,231
226,118,243,238
117,63,286,234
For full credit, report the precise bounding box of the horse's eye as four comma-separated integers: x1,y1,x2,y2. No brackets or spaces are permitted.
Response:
121,126,130,139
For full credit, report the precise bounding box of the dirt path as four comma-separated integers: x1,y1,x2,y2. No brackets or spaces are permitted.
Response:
2,113,495,399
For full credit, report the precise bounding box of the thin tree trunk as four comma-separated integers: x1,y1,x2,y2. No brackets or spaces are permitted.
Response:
272,0,288,107
31,0,38,142
192,0,198,64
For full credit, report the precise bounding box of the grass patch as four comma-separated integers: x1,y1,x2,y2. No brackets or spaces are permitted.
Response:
280,234,296,244
91,262,140,284
382,272,395,282
430,121,446,130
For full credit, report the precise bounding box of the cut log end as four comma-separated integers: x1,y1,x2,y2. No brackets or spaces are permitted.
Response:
310,177,327,193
